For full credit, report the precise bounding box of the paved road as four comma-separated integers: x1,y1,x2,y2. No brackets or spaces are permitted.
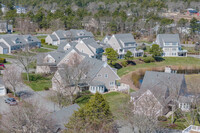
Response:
188,54,200,59
0,95,10,114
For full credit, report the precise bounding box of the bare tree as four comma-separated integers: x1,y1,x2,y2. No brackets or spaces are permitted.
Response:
50,19,65,31
1,102,56,133
52,53,90,104
16,17,38,34
17,47,35,81
118,97,162,133
184,76,200,125
3,65,22,97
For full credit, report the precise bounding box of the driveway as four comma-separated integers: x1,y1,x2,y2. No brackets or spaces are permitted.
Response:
16,84,60,113
0,96,10,114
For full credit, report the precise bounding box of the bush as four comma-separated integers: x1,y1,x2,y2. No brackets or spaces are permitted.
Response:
0,58,6,63
23,74,47,81
143,54,147,57
176,118,186,122
121,61,128,67
41,39,45,44
154,56,164,62
143,57,155,63
158,116,167,121
44,87,49,91
75,94,93,104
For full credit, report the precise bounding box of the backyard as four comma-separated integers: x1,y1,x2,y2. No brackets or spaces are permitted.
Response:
22,73,52,91
117,57,200,77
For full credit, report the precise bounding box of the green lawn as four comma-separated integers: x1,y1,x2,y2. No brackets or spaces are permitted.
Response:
42,44,58,49
103,92,128,116
22,73,52,91
37,36,47,40
117,57,200,77
0,54,15,59
31,48,53,53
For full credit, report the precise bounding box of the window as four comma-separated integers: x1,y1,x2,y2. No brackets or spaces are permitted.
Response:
109,82,114,86
165,43,170,46
105,74,108,78
97,74,102,77
172,43,177,46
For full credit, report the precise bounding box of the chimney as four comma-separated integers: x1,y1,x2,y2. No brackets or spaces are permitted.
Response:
102,55,107,62
165,66,172,73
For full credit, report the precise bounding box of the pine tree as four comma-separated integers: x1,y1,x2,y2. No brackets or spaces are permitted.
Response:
66,92,114,133
104,48,118,64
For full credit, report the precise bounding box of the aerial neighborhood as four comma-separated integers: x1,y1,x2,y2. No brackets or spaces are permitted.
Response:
1,0,200,133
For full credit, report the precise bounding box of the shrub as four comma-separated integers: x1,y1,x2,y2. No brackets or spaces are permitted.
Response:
158,116,167,121
44,87,49,90
0,58,6,63
75,94,92,104
121,61,128,67
176,118,186,122
143,57,155,63
143,54,147,57
154,56,164,62
41,39,45,44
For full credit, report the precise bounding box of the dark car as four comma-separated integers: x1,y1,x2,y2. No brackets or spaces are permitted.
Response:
5,98,18,106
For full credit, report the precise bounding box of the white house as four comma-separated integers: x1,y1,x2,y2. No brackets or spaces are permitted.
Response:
155,34,187,57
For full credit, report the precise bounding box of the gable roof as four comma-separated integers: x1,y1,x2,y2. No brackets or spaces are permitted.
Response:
54,30,67,39
156,34,180,47
113,33,136,48
0,42,8,49
69,29,94,39
49,34,58,41
131,71,187,106
57,41,77,52
82,38,101,49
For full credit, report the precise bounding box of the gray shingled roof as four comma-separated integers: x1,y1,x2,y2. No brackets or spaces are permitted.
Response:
51,104,80,130
57,41,77,52
69,29,94,39
54,30,67,39
49,34,58,41
0,34,40,47
0,42,8,48
114,33,136,49
156,34,180,47
131,71,187,106
82,38,102,49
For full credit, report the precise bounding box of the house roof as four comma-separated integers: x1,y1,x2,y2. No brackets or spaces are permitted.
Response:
49,35,58,41
101,35,111,44
156,34,180,47
131,71,187,106
57,41,77,52
82,38,101,49
0,42,8,49
68,29,94,39
114,33,136,48
0,34,40,47
51,104,80,130
54,30,67,39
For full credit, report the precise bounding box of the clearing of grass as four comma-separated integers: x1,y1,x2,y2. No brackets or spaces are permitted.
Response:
42,44,58,49
118,57,200,77
0,54,15,59
22,73,52,91
37,36,47,40
103,92,128,116
31,48,53,53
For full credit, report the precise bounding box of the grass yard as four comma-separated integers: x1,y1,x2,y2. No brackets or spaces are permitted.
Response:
103,92,129,116
42,44,58,49
0,54,15,59
22,73,52,91
117,57,200,77
31,48,53,53
37,36,47,41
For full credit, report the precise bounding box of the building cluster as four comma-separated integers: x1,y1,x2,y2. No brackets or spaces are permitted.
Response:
0,34,41,54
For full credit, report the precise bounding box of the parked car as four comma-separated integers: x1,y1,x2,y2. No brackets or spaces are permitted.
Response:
5,98,18,106
0,63,5,68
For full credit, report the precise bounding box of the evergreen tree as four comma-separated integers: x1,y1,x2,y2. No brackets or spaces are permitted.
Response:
124,50,133,60
149,44,163,57
104,48,118,64
66,92,114,132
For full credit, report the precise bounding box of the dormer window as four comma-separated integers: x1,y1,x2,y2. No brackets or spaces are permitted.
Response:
27,36,32,42
15,38,20,44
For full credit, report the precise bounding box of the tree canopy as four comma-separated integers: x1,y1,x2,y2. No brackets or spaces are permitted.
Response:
104,48,119,64
149,44,163,57
66,92,114,132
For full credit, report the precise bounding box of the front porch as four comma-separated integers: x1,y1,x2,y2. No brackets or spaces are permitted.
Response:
178,50,188,57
